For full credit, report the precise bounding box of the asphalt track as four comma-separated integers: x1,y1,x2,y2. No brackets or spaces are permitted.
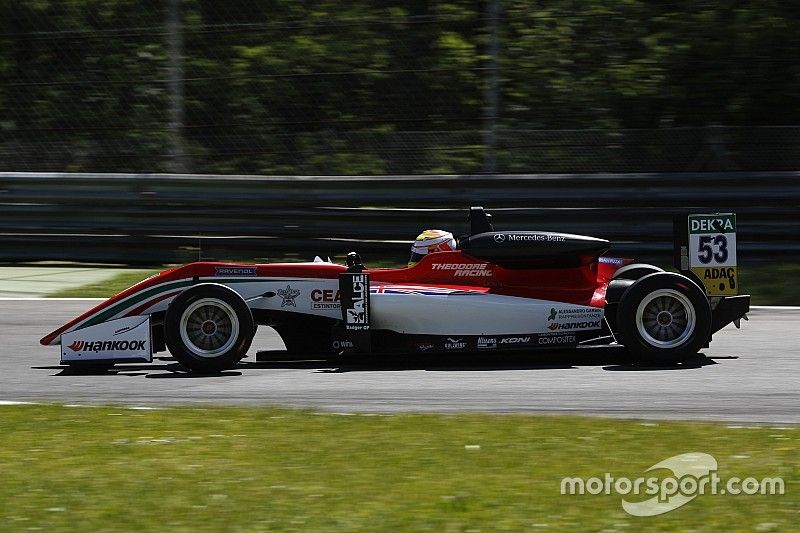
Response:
2,299,798,423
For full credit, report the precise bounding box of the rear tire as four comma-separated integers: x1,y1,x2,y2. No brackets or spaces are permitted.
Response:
164,284,254,372
616,273,711,364
612,263,663,280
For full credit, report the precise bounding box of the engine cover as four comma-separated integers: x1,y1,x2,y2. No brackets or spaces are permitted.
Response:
459,231,610,268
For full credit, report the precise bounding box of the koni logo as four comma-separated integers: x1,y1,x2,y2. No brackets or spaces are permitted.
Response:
500,337,531,344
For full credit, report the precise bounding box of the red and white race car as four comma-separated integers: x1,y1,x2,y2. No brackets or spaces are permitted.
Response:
42,207,750,372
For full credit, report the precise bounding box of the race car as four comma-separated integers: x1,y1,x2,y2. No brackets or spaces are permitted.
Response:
41,207,750,372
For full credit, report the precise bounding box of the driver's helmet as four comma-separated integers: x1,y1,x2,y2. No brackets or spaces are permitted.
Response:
408,229,457,266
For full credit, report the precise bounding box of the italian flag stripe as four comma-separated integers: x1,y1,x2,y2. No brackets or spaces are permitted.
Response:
81,279,193,328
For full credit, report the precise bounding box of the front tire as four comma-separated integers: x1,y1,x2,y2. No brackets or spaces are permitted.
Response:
616,273,711,364
164,284,254,372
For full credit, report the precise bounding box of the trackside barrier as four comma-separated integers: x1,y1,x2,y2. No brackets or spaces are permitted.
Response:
0,172,797,265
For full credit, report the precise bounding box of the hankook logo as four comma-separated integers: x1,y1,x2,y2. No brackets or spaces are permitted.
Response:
67,340,85,352
68,340,147,352
548,320,602,331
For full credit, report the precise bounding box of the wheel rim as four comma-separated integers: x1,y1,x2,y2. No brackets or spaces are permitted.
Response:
635,289,696,348
179,298,240,358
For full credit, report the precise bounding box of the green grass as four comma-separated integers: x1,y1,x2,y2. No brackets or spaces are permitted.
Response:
0,405,796,531
47,270,162,298
739,263,800,306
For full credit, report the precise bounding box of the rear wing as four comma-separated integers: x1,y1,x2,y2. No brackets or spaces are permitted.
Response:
674,213,738,297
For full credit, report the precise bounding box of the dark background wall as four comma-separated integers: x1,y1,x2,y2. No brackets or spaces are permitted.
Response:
1,172,796,265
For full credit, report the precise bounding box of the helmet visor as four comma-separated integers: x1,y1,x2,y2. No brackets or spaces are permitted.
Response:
408,251,426,266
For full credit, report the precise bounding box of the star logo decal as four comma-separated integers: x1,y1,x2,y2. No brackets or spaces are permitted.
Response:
277,285,300,307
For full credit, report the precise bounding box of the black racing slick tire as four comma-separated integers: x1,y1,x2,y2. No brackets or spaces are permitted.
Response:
612,263,664,280
164,284,254,373
616,272,711,364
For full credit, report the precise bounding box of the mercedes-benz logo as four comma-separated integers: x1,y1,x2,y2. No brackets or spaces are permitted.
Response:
493,234,506,243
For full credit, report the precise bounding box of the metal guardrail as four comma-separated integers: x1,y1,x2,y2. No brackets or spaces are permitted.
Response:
0,172,797,265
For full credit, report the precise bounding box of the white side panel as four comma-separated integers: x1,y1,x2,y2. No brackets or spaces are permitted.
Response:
61,316,151,363
213,278,343,319
370,293,603,335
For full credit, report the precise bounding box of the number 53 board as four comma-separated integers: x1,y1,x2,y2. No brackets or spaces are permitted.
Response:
688,214,738,296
